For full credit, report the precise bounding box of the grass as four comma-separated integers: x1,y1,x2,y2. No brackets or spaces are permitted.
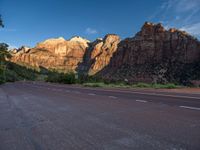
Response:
83,82,180,89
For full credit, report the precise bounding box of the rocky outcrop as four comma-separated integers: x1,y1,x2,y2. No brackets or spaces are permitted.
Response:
99,22,200,84
10,22,200,84
11,35,120,74
78,34,120,75
11,37,90,72
88,34,120,75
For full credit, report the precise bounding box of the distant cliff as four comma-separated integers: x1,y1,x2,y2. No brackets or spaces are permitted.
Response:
10,22,200,84
99,22,200,84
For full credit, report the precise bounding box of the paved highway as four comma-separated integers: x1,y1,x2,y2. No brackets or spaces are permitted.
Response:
0,82,200,150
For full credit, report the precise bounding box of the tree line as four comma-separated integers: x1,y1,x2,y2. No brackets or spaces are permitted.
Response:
0,15,11,83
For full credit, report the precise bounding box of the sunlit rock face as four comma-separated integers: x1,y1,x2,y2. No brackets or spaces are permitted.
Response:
36,37,66,52
99,22,200,83
10,22,200,84
88,34,120,75
11,34,120,74
11,37,89,72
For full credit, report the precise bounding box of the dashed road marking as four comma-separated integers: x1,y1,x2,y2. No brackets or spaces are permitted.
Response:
136,100,147,103
88,93,96,96
109,96,117,99
179,106,200,111
65,90,70,92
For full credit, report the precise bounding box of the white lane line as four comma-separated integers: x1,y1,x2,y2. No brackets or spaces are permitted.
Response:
120,91,200,100
136,100,147,103
179,106,200,111
88,93,96,96
28,83,200,100
81,88,200,100
65,90,70,92
109,96,117,99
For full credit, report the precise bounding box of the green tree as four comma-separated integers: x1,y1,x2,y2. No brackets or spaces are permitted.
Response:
0,15,4,28
0,43,11,61
0,43,11,83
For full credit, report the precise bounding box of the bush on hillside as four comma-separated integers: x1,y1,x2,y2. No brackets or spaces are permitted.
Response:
0,67,5,84
46,71,76,84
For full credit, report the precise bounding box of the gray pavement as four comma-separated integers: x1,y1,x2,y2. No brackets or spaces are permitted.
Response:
0,82,200,150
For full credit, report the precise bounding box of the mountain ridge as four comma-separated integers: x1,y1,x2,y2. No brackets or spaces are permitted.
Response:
10,22,200,84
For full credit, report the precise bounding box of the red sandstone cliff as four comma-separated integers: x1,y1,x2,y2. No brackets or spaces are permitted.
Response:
99,22,200,83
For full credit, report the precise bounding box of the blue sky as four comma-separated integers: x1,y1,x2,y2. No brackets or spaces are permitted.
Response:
0,0,200,48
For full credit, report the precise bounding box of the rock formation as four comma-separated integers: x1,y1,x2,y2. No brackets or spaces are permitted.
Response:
99,22,200,84
78,34,120,75
11,36,90,72
10,22,200,84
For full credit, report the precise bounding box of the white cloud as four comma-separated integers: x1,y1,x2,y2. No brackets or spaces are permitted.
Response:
161,0,174,11
180,22,200,36
175,0,200,13
0,28,16,32
85,28,98,34
175,16,180,20
149,0,200,39
159,0,200,13
150,0,200,20
8,45,18,50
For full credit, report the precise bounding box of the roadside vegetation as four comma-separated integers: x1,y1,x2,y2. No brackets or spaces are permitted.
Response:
83,82,179,89
45,72,180,89
46,71,76,84
0,43,11,84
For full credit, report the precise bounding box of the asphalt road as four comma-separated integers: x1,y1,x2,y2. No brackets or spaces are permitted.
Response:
0,82,200,150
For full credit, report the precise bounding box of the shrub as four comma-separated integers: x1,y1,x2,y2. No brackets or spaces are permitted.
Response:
6,62,38,81
152,83,178,89
0,67,5,84
83,82,105,87
46,71,76,84
62,73,76,84
132,83,152,88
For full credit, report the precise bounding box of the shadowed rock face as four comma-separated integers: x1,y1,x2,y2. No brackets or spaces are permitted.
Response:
88,34,120,75
10,22,200,84
110,22,199,66
99,22,200,83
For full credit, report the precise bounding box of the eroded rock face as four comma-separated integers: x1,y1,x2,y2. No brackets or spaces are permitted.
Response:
88,34,120,75
99,22,200,83
11,35,120,74
11,37,90,72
